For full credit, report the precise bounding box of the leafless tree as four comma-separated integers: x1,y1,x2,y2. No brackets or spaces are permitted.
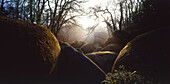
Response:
0,0,4,12
47,0,85,37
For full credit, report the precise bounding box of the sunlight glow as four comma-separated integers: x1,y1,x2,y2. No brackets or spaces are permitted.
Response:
97,16,105,22
78,16,97,29
78,16,107,30
78,0,114,30
98,22,107,28
76,0,115,43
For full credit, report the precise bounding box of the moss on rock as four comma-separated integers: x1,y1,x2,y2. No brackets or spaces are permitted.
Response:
101,44,123,53
69,40,87,49
80,43,97,54
0,16,61,81
86,51,118,73
112,28,170,83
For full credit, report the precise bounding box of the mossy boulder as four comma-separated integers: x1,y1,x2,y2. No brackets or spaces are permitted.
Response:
123,24,147,38
101,44,123,53
80,43,97,54
59,41,71,49
52,46,105,84
123,24,161,38
104,30,133,47
86,51,118,73
0,16,61,82
112,27,170,83
69,40,87,49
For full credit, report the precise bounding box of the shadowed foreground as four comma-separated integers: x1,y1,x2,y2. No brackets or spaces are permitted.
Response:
0,16,105,84
0,16,59,83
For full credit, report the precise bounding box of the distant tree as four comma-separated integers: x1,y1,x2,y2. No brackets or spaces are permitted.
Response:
0,0,5,13
35,0,47,24
29,0,34,22
86,0,151,38
1,0,85,40
119,2,123,30
133,0,170,27
20,0,26,20
46,0,85,37
6,2,16,18
87,6,117,37
15,0,20,19
104,8,117,31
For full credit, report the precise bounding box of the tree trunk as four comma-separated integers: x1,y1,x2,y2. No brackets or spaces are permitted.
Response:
106,9,117,31
119,2,123,30
16,0,20,19
1,0,4,12
30,0,34,22
36,0,46,24
49,0,59,33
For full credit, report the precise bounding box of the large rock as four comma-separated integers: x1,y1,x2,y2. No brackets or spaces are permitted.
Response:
112,28,170,83
101,44,123,53
104,30,133,47
94,31,108,45
0,16,61,82
69,40,87,49
80,43,97,54
59,41,71,49
86,51,118,73
52,46,105,84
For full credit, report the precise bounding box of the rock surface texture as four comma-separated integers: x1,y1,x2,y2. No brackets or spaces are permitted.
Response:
112,27,170,83
86,51,118,73
53,46,106,84
0,16,61,83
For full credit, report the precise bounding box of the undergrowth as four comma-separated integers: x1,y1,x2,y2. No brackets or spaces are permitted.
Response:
102,65,154,84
